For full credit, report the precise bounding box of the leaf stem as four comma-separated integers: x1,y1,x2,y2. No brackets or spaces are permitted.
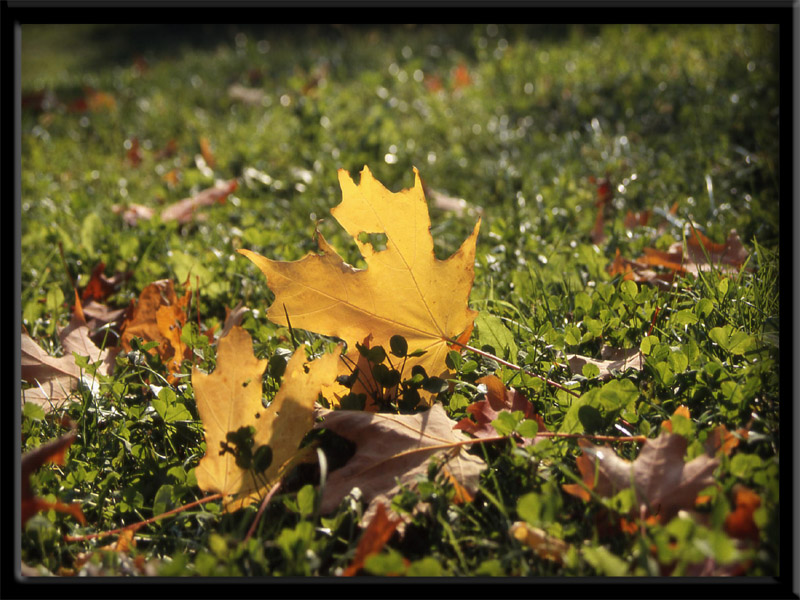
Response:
243,481,282,542
448,339,581,398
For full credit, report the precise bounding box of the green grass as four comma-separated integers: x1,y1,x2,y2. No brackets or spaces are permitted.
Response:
20,24,780,578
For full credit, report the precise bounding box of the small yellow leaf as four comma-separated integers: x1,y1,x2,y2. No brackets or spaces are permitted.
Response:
193,326,340,511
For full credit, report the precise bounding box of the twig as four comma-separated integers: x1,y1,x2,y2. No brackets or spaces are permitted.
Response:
63,493,224,543
449,339,581,398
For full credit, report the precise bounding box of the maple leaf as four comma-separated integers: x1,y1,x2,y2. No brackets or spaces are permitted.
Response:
22,426,86,526
239,166,480,404
313,403,486,523
193,326,340,511
563,431,719,522
454,375,547,445
22,292,116,411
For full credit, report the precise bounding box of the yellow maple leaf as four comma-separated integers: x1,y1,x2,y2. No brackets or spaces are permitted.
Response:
192,325,340,511
238,166,480,404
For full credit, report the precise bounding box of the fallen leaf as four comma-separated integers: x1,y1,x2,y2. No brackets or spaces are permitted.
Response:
80,261,131,304
119,279,191,383
342,503,402,576
22,426,86,526
563,432,719,522
199,137,216,168
22,292,116,411
565,346,644,380
452,63,472,90
228,84,266,105
724,485,761,543
510,522,570,564
608,228,749,287
314,403,486,523
113,203,155,226
159,179,237,224
193,326,341,511
454,375,547,445
126,137,142,166
239,166,481,404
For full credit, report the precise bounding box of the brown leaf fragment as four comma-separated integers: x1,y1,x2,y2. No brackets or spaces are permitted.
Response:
565,346,644,380
218,301,251,340
81,261,131,304
228,84,266,105
314,404,486,524
159,179,237,224
22,426,86,526
342,503,402,576
510,522,570,564
563,432,719,522
113,203,155,226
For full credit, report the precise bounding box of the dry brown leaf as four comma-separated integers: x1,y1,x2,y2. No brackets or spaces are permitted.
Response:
314,403,485,524
193,326,341,511
565,346,644,380
239,166,480,405
22,292,116,411
159,179,237,224
563,432,719,522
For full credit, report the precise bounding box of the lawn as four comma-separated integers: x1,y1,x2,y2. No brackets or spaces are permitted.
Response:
18,23,784,581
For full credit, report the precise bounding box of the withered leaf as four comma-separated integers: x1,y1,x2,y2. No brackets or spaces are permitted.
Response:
563,432,719,522
22,292,116,411
314,403,486,523
565,346,644,380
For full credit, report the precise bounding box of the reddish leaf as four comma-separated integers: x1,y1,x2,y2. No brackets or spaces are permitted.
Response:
454,375,547,445
126,137,143,166
22,427,86,526
81,261,131,304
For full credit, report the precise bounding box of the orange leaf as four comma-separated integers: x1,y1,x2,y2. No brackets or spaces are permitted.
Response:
120,279,191,381
342,503,401,576
724,485,761,543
